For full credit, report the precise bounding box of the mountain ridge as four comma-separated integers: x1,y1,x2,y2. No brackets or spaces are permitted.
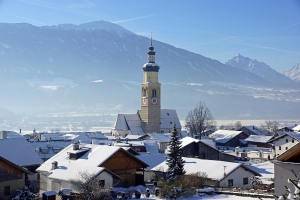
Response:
225,54,295,85
0,21,299,120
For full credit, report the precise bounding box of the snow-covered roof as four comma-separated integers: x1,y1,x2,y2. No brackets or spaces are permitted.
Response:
37,143,149,173
48,164,120,181
147,133,171,143
142,140,160,154
0,138,43,166
112,114,145,135
293,125,300,132
160,109,182,129
30,140,73,160
209,130,243,143
245,135,273,143
247,162,274,180
242,126,269,135
137,140,166,169
5,131,24,138
137,154,167,170
152,157,260,181
125,135,145,140
180,137,199,148
271,132,300,142
180,137,218,150
112,109,181,135
200,139,217,149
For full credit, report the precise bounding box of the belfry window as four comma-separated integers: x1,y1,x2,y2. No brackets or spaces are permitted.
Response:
142,88,146,97
152,89,156,97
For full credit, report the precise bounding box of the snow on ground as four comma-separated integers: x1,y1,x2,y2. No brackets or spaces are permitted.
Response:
138,194,271,199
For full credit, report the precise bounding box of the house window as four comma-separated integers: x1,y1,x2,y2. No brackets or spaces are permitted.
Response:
243,177,248,185
279,146,281,150
228,179,233,186
286,147,288,150
292,139,294,143
4,186,10,196
286,139,288,143
99,180,105,187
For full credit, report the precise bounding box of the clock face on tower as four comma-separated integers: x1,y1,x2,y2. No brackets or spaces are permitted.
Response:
152,97,157,105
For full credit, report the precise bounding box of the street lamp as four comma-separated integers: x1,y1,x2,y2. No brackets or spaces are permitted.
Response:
223,166,227,188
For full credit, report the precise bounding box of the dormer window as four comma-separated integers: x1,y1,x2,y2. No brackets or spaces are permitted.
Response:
53,148,61,154
41,149,49,154
67,147,89,160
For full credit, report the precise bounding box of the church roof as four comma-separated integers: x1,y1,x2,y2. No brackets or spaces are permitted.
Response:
112,114,145,135
112,109,181,135
161,109,182,129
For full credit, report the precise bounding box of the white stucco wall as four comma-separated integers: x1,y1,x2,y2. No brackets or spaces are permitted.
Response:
272,135,299,157
219,166,257,188
274,161,300,198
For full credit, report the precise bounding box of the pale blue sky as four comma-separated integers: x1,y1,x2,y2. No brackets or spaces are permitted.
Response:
0,0,299,72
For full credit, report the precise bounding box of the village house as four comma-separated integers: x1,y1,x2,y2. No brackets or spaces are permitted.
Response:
277,124,298,133
274,142,300,198
270,132,300,157
0,156,32,200
239,125,269,135
180,137,235,162
209,130,249,147
0,137,43,182
152,157,261,188
36,143,149,194
245,135,274,148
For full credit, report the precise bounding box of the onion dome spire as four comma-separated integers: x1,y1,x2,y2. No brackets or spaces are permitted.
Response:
143,35,160,72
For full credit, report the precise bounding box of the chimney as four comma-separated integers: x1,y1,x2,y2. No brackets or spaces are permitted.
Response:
73,143,80,150
0,131,7,139
20,129,22,134
52,161,58,170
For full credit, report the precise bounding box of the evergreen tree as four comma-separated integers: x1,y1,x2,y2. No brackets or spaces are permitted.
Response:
166,123,186,182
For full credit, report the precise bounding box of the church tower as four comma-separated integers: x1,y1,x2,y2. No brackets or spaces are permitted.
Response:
139,39,161,133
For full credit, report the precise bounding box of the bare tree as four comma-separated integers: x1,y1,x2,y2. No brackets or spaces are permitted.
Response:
234,121,243,130
185,101,216,139
261,120,279,134
68,171,112,200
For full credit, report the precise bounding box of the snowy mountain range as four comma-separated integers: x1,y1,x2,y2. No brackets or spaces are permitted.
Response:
0,21,299,120
284,63,300,83
225,54,295,84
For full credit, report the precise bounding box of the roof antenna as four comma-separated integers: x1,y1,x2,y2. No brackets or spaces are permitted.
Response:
150,32,152,46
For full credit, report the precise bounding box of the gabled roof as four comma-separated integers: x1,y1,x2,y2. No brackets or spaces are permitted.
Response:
0,156,32,175
112,114,145,135
241,126,269,135
277,142,300,162
152,157,260,181
112,109,182,134
160,109,182,129
270,132,300,143
209,130,243,143
48,165,121,181
179,137,217,150
293,125,300,132
245,135,273,143
247,161,274,179
37,143,149,173
147,133,171,143
0,138,43,167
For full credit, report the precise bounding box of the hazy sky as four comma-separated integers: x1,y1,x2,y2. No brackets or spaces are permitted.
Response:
0,0,299,72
